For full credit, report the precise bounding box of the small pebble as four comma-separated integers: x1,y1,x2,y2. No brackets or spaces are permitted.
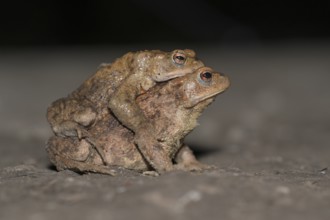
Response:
319,168,327,175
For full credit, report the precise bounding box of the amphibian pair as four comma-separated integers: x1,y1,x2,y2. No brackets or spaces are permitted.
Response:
46,49,230,175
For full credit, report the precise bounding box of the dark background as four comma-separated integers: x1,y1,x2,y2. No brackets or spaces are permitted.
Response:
1,0,329,47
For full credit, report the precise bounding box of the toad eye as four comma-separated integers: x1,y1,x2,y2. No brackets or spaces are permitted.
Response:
199,71,212,82
173,53,186,65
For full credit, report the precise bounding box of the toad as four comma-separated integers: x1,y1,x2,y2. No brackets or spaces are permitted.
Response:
47,49,204,164
46,67,230,175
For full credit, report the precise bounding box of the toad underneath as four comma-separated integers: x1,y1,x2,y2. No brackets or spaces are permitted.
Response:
46,67,230,175
47,49,204,167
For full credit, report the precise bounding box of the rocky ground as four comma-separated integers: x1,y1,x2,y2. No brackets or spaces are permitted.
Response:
0,42,329,220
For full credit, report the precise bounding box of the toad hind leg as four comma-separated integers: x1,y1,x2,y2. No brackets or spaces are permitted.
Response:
52,154,117,175
52,121,108,166
46,137,116,175
84,136,109,166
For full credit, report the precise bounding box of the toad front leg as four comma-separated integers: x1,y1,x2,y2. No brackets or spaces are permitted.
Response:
108,76,174,172
137,140,175,173
174,145,215,172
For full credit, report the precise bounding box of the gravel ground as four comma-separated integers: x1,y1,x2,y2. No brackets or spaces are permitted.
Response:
1,42,330,220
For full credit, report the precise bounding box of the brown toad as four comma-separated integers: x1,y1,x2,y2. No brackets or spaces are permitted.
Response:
46,67,230,175
47,49,204,165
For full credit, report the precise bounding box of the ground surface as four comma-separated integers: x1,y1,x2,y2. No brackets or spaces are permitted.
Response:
0,43,330,220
